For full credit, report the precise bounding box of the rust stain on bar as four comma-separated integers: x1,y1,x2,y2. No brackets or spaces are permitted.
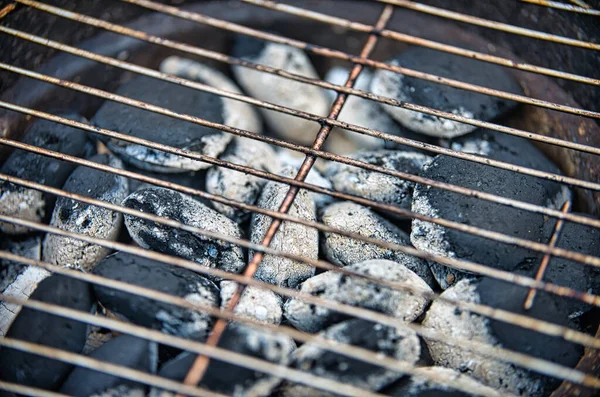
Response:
0,3,16,19
524,200,572,310
521,0,600,15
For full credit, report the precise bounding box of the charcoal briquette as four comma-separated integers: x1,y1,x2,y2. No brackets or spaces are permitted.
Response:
0,113,92,234
92,75,232,173
250,166,318,288
0,274,95,391
281,318,420,396
60,335,158,397
123,187,245,276
93,252,219,341
150,322,294,397
220,280,283,325
371,47,522,138
43,154,129,272
284,259,432,333
320,201,436,287
277,151,334,209
231,35,328,146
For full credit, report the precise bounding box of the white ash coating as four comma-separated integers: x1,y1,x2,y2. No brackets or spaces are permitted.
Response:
160,56,262,134
320,201,436,287
0,187,45,234
220,280,283,325
324,150,432,217
277,150,334,209
392,366,508,397
43,155,129,272
325,67,400,151
282,318,420,396
284,259,432,333
123,187,245,277
232,42,328,146
206,137,280,222
422,279,541,397
250,166,318,288
371,61,476,138
90,385,145,397
0,235,47,337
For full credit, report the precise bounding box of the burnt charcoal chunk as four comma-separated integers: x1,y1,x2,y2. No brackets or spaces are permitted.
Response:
282,319,420,396
93,252,219,340
411,154,568,289
43,154,129,271
60,335,157,397
123,187,245,276
92,75,231,173
383,367,502,397
371,47,522,138
0,114,91,234
0,274,94,390
150,323,294,397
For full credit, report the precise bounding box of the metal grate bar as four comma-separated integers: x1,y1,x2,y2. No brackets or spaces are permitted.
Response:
0,381,68,397
2,171,599,310
520,0,600,15
242,0,600,85
377,0,600,49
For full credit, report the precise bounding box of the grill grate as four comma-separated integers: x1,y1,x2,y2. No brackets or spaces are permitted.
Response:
0,0,599,396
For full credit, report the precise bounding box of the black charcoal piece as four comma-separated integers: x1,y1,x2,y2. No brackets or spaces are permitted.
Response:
0,113,91,234
43,154,129,271
93,252,219,340
324,150,432,218
231,35,328,146
284,259,432,333
383,366,503,397
282,319,420,396
92,75,231,173
60,335,157,397
206,137,280,222
0,274,94,390
149,323,294,397
220,280,283,325
422,278,583,397
123,187,245,276
411,154,568,289
0,234,48,336
250,166,318,288
371,47,522,138
320,201,435,287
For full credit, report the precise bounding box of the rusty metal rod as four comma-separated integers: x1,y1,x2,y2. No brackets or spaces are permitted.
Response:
242,0,600,85
524,200,572,310
520,0,600,15
0,3,16,19
378,0,600,49
0,381,67,397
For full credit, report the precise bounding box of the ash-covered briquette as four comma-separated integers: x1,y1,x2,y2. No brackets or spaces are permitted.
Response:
370,47,522,138
160,56,262,134
0,274,95,391
43,154,129,272
92,75,232,173
220,281,283,325
149,322,295,397
325,67,424,153
324,150,432,217
320,201,436,287
0,113,92,234
277,151,334,209
447,128,571,209
284,259,432,333
231,35,329,146
60,335,158,397
0,234,48,336
250,166,318,288
206,137,281,222
411,154,569,289
422,278,583,397
281,318,420,396
383,366,506,397
123,187,245,276
92,252,220,341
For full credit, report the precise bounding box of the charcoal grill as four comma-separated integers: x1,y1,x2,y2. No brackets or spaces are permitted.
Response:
0,0,599,396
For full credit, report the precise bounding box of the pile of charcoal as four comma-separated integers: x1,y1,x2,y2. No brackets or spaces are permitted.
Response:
1,34,599,397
